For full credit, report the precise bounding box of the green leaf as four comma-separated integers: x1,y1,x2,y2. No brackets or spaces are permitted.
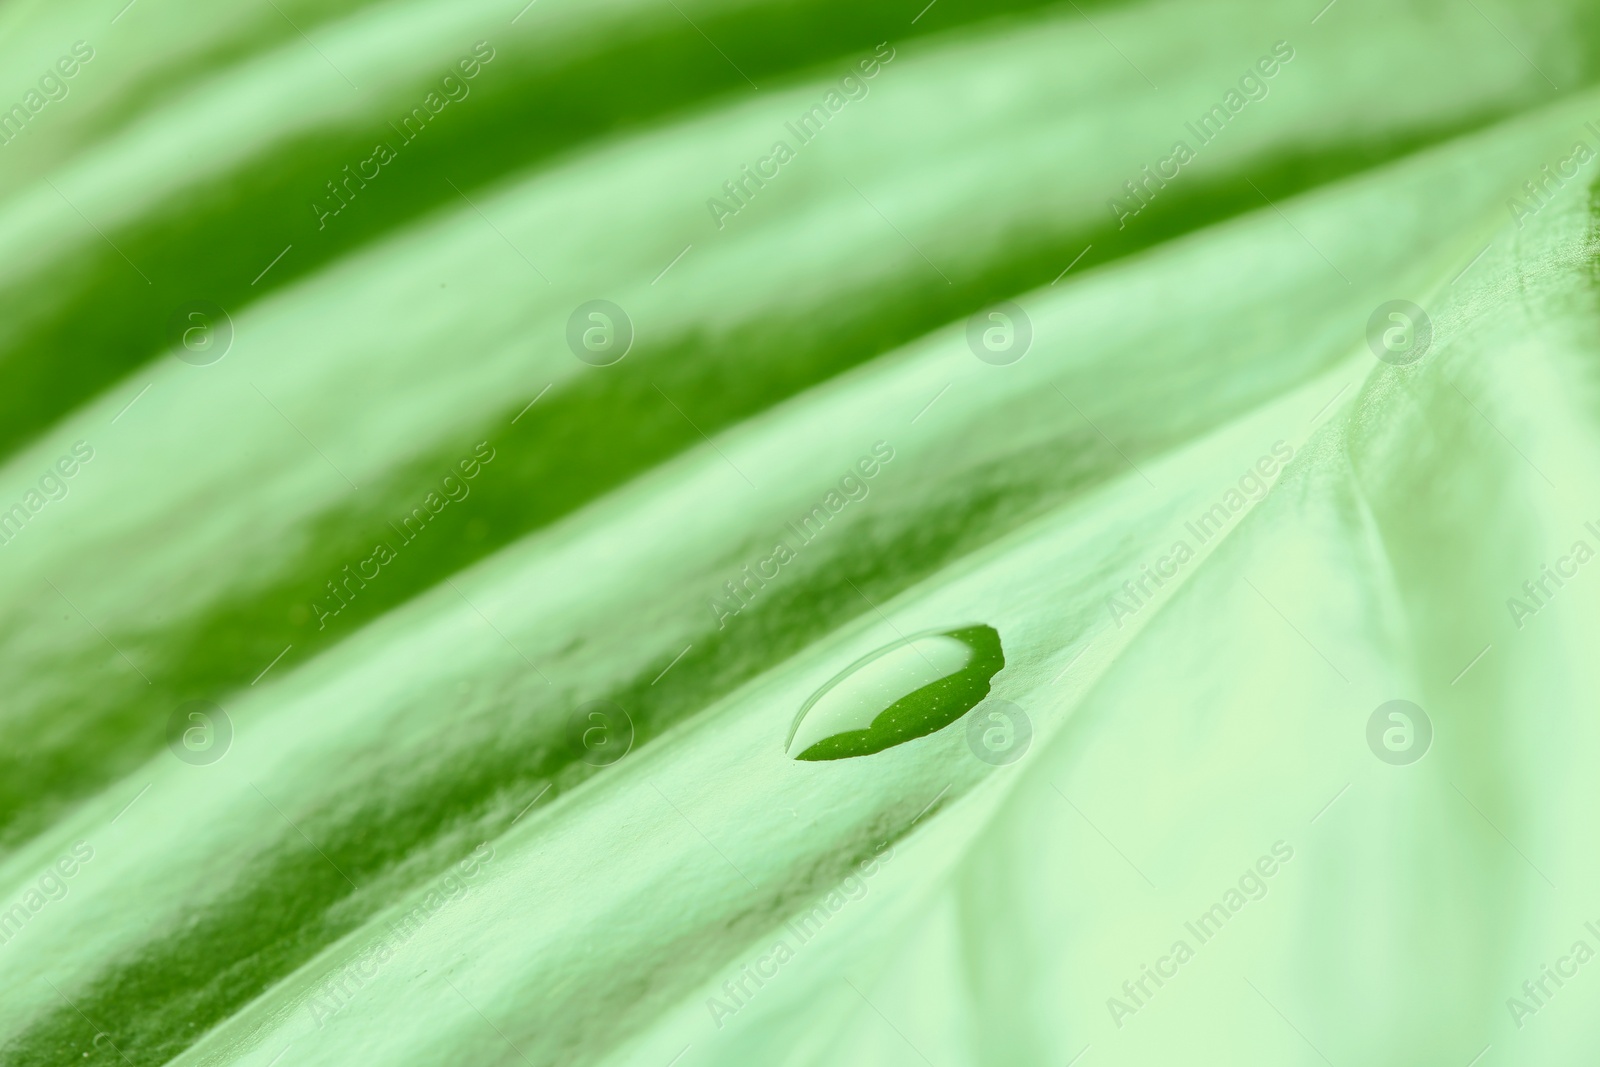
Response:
3,1,1600,1064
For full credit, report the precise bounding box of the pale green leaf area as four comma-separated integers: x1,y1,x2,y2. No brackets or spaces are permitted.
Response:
3,0,1600,1064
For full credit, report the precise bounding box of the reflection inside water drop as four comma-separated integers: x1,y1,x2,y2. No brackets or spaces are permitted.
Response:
786,625,1004,761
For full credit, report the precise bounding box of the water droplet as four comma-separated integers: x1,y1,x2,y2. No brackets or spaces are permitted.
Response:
787,625,1005,760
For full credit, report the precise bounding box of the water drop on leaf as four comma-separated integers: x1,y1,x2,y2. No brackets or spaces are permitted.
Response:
786,625,1004,760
